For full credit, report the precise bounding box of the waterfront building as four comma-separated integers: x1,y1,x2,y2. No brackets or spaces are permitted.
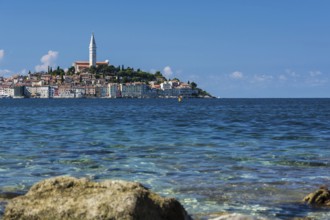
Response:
37,86,50,98
148,88,159,98
73,33,109,73
120,82,149,98
24,86,50,98
95,86,108,98
160,89,173,97
85,86,96,97
57,85,74,98
73,87,85,98
108,83,120,98
160,81,172,90
49,86,57,98
160,81,173,97
173,83,197,98
52,86,59,97
13,86,25,98
0,85,14,97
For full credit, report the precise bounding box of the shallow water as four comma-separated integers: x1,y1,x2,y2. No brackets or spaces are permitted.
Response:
1,98,330,219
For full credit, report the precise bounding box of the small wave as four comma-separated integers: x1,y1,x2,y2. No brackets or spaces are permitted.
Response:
276,160,329,167
207,213,272,220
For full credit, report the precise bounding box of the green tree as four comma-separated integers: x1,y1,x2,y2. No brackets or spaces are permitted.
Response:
47,66,52,74
191,82,197,89
89,66,97,74
67,66,75,75
61,73,64,83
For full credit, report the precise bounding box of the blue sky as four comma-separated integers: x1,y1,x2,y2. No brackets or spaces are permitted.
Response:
0,0,330,98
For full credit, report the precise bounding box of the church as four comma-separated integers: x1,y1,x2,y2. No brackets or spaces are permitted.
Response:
73,33,109,73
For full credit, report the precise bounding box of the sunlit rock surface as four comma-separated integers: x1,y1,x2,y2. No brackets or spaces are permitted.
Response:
4,176,191,220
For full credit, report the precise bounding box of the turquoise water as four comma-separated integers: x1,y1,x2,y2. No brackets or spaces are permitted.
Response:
1,98,330,219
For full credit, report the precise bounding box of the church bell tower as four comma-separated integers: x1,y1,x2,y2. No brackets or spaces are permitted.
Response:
89,33,96,67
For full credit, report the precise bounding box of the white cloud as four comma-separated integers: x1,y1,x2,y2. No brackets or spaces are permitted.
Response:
279,75,287,81
230,71,243,79
163,66,173,78
309,71,322,77
285,69,299,77
253,74,273,82
306,71,327,86
35,50,59,72
0,49,4,61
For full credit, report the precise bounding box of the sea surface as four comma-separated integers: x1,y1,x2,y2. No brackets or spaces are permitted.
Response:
0,98,330,219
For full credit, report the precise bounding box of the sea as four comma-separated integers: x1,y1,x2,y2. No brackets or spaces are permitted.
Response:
0,98,330,219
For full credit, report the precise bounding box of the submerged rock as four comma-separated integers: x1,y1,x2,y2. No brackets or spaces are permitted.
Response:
4,176,191,220
303,186,330,206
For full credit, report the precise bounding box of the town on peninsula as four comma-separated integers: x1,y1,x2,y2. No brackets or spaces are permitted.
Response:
0,34,212,99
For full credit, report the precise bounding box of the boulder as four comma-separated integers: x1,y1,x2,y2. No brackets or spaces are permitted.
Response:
4,176,191,220
303,186,330,206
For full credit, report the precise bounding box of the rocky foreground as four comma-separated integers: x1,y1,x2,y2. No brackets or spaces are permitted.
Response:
303,186,330,206
4,176,191,220
3,176,330,220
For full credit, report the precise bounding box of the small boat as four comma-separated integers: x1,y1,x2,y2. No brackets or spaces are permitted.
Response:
178,95,183,102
